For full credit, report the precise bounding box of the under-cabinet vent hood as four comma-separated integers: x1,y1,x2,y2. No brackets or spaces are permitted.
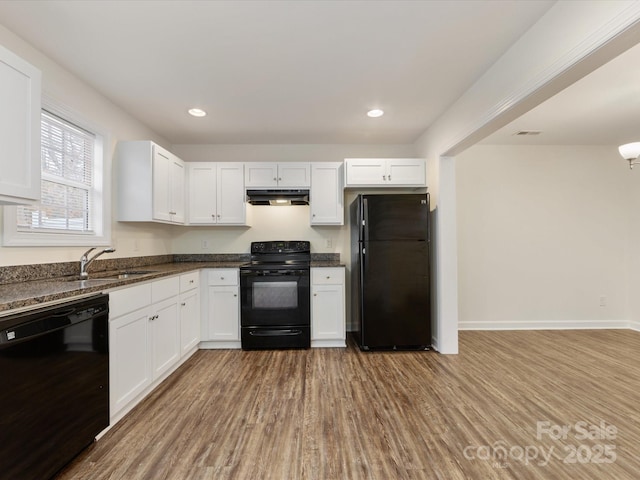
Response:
246,189,310,206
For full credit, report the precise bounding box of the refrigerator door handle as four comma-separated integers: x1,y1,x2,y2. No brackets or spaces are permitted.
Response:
426,192,430,243
363,197,369,242
361,246,367,291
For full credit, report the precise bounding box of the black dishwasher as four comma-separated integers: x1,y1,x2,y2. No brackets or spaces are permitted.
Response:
0,294,109,480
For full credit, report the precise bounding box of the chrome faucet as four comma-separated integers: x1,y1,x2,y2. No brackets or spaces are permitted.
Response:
80,247,116,278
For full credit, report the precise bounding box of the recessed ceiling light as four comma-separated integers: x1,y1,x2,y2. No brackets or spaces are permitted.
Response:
367,109,384,118
188,108,207,117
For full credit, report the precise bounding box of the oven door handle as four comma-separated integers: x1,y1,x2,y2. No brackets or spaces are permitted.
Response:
249,329,303,337
241,270,307,276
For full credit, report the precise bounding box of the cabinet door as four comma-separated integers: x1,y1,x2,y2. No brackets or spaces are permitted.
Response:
0,45,41,205
310,163,343,225
188,163,217,224
151,297,180,379
207,285,240,341
245,163,278,187
278,163,310,187
217,163,246,224
170,156,185,223
110,307,152,415
344,158,386,186
180,289,200,355
152,146,172,222
311,284,345,341
387,159,426,186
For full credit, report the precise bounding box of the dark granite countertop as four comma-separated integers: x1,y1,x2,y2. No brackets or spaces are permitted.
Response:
0,261,247,316
0,253,343,316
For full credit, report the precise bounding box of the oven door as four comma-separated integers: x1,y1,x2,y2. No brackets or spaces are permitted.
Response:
240,267,310,327
240,267,310,349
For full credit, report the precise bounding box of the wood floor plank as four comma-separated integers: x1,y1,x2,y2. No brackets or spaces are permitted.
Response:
56,330,640,479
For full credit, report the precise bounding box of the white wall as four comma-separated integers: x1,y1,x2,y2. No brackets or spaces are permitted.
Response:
414,1,640,353
628,164,640,331
456,144,631,329
0,24,174,266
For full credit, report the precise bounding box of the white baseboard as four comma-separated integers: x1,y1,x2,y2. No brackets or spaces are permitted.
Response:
199,340,242,349
629,320,640,332
459,319,630,331
311,339,346,348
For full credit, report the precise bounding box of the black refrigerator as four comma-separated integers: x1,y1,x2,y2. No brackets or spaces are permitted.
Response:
350,194,431,350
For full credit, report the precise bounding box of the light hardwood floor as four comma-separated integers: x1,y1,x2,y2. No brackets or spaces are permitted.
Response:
56,330,640,479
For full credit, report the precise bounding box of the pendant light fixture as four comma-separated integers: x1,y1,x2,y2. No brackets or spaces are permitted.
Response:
619,142,640,169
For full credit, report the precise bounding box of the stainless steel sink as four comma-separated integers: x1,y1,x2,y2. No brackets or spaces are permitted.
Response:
62,270,158,282
91,270,158,280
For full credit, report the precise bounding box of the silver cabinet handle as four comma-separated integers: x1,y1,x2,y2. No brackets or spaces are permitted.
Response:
326,276,330,279
221,277,225,280
382,175,386,181
181,302,186,306
389,175,391,181
233,294,237,297
189,279,194,284
169,211,176,215
273,177,277,181
278,177,282,181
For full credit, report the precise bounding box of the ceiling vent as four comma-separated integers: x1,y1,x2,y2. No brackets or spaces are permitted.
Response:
513,130,541,136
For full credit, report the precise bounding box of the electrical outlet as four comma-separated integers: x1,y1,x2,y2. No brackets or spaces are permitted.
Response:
201,239,210,250
599,296,607,307
325,238,332,248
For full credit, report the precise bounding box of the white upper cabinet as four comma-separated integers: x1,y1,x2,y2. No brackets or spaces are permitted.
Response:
245,162,310,188
187,162,246,225
344,158,426,187
310,162,343,225
117,141,185,224
0,45,41,205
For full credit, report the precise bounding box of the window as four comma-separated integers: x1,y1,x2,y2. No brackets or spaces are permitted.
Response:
3,98,110,246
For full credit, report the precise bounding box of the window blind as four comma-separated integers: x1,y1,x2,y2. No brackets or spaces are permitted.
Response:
17,110,95,233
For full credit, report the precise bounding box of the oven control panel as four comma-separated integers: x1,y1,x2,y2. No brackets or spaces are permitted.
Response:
251,241,310,254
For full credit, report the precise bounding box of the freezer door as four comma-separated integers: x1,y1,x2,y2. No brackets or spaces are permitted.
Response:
361,240,430,348
363,194,429,241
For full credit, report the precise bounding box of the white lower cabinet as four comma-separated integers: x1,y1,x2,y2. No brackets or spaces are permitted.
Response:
311,267,346,347
201,269,241,349
110,303,152,416
109,283,153,418
109,273,198,423
179,271,200,355
150,295,180,380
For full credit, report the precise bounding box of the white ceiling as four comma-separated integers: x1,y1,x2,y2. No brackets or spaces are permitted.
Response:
482,39,640,147
0,0,556,145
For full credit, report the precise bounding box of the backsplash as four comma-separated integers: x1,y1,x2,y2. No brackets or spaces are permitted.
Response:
0,254,174,285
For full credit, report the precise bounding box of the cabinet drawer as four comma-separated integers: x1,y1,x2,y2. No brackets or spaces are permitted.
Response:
109,283,152,318
180,271,200,292
152,276,180,303
311,267,345,285
207,269,238,286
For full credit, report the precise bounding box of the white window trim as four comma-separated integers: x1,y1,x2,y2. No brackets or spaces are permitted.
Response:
3,95,112,247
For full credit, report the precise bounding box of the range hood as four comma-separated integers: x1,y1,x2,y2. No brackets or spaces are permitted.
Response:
246,189,310,206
